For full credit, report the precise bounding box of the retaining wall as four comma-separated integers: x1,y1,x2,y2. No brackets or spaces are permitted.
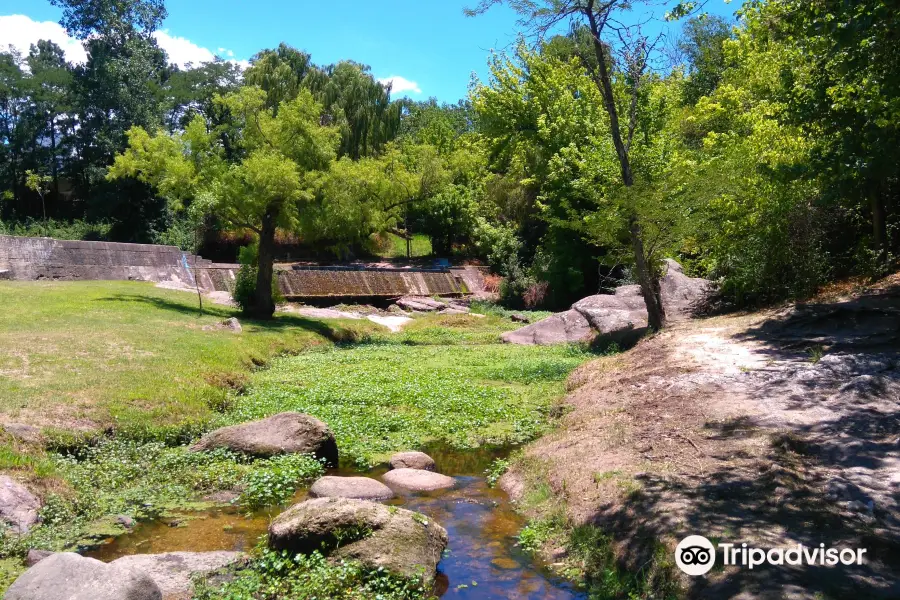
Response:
0,235,475,298
0,235,209,286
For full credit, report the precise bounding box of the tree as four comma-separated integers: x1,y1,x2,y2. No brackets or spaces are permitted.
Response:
25,170,52,220
468,0,702,330
677,15,732,105
109,86,340,318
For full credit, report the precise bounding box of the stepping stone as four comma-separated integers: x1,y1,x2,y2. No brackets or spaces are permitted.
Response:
389,451,436,471
382,468,455,492
269,498,448,585
309,476,394,501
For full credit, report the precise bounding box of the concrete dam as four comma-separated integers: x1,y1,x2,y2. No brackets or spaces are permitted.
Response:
0,235,482,300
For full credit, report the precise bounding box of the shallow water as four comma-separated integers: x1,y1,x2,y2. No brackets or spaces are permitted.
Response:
88,445,584,599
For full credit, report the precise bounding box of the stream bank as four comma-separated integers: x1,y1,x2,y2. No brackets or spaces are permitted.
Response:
88,445,584,599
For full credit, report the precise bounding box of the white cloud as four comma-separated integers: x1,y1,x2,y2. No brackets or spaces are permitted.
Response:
377,75,422,96
0,14,247,70
152,30,215,67
0,14,87,64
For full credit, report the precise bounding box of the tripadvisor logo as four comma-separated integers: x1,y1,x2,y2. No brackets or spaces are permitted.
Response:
676,535,716,576
675,535,868,576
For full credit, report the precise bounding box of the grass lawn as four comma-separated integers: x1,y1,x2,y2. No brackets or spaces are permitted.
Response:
0,281,375,433
379,233,433,259
0,280,588,596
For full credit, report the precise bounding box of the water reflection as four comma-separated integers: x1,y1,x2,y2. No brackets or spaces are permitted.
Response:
88,445,584,599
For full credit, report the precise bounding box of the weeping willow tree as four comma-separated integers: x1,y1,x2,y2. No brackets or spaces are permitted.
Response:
245,45,402,160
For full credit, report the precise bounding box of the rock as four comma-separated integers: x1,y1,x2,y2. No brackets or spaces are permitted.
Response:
0,476,41,534
111,551,246,600
115,515,136,528
268,498,448,584
202,490,240,504
190,412,338,466
396,296,447,312
25,549,54,567
0,269,10,280
510,313,530,323
438,308,468,315
386,304,409,315
309,476,394,501
1,423,44,445
6,552,162,600
389,451,436,471
500,309,595,346
503,259,712,346
222,317,242,333
382,468,455,492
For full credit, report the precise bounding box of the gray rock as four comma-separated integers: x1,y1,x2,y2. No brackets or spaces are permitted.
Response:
222,317,242,333
190,412,338,466
25,549,54,567
2,423,44,445
0,476,40,534
6,552,162,600
309,476,394,501
500,309,595,346
382,468,455,492
269,498,448,584
111,551,246,600
503,259,712,346
396,296,446,312
389,451,436,471
115,515,136,528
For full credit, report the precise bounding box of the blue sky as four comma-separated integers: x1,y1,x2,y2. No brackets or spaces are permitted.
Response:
0,0,738,102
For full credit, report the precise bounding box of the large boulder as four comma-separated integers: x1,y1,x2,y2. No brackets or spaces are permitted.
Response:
190,412,338,466
269,497,448,584
0,476,41,534
309,476,394,501
6,552,162,600
389,451,436,471
500,309,594,345
111,551,246,600
382,469,455,492
503,259,711,346
395,296,446,312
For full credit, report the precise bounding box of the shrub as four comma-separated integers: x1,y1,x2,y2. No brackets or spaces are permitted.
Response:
523,281,549,309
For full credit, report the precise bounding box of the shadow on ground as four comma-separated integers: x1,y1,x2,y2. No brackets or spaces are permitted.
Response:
573,281,900,599
96,293,371,343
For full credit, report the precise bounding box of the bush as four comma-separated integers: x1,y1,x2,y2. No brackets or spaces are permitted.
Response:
0,218,110,241
232,243,284,313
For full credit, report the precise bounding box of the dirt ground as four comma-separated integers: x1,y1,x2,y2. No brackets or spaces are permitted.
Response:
502,275,900,599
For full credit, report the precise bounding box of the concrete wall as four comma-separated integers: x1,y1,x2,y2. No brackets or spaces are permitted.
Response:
277,268,463,299
0,235,208,287
0,235,471,299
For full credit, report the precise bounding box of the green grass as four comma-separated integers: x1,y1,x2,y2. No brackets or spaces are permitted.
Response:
378,233,433,259
223,342,592,467
0,280,595,597
0,281,375,432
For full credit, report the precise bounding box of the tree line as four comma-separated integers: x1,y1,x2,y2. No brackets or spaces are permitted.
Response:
2,0,898,321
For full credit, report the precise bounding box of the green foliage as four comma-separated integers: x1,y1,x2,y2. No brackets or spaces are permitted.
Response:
238,454,325,509
484,458,510,487
192,547,431,600
0,218,111,241
223,341,591,467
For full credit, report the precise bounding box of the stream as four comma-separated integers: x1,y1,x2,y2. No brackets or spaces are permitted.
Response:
87,445,585,599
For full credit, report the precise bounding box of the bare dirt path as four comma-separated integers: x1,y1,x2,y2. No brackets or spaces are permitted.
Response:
502,278,900,599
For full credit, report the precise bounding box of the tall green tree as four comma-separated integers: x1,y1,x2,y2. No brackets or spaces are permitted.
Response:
109,86,339,317
469,0,702,329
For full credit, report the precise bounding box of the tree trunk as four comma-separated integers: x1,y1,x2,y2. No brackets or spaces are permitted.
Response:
872,194,887,259
251,207,277,319
630,217,665,330
584,5,666,330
